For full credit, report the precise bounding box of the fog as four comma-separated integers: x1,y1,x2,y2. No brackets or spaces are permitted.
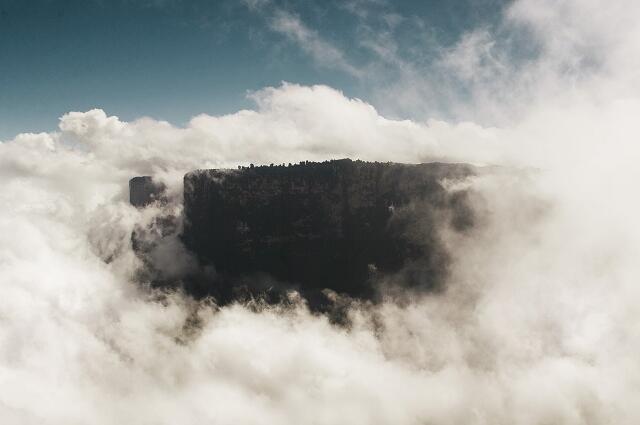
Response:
2,0,640,423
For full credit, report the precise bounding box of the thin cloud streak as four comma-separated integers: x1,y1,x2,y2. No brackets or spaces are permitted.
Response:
269,10,362,77
241,0,362,77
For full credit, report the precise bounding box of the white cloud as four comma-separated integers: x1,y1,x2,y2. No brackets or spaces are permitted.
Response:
3,0,640,423
269,11,362,77
241,0,362,77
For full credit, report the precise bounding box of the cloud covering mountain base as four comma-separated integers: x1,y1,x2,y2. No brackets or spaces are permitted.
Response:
3,0,640,422
1,82,638,424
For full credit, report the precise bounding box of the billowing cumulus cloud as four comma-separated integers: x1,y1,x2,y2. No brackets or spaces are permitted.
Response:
2,0,640,423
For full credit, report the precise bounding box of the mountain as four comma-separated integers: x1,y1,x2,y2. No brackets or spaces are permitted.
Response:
175,159,476,304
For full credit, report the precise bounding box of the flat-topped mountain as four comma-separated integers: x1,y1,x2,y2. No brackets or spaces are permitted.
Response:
176,159,476,302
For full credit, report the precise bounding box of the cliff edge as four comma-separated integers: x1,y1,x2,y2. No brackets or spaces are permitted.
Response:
180,159,476,301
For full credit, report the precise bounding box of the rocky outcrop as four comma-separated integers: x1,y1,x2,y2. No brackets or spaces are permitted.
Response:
181,159,476,302
129,176,166,207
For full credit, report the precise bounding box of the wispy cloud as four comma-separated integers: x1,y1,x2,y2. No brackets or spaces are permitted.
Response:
241,0,362,78
269,10,362,77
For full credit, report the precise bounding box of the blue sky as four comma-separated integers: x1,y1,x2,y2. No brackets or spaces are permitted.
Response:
0,0,510,140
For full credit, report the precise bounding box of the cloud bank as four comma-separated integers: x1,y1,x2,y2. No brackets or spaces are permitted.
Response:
2,0,640,423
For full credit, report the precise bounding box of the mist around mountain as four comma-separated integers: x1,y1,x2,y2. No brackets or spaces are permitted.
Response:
2,0,640,423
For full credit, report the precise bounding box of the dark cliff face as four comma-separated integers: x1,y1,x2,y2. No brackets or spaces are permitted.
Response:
181,159,476,303
129,176,166,207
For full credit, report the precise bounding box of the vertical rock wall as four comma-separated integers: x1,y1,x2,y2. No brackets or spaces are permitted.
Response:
129,176,165,207
182,159,476,298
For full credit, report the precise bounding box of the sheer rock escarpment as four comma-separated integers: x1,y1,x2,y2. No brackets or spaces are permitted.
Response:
178,159,476,304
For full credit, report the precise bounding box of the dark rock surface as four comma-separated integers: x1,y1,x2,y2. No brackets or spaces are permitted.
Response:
129,176,166,207
180,159,476,304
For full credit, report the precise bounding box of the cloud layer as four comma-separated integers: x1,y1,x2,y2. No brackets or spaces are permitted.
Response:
2,0,640,423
